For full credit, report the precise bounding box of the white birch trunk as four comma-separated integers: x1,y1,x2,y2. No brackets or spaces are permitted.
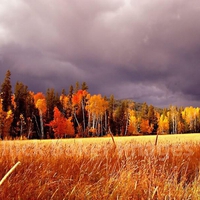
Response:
39,109,44,139
81,100,85,132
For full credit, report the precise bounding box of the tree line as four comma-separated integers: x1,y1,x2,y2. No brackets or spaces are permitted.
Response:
0,70,200,139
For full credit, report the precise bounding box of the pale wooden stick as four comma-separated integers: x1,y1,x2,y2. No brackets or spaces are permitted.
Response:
0,161,21,186
152,186,159,199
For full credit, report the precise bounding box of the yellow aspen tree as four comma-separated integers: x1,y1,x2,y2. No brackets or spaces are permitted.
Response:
86,94,108,136
0,101,13,139
3,110,13,139
157,114,169,134
128,110,138,135
182,106,200,133
0,101,4,138
34,93,46,139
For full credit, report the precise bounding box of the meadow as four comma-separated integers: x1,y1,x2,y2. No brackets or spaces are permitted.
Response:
0,134,200,199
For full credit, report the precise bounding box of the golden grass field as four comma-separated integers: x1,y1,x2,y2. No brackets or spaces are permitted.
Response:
0,134,200,199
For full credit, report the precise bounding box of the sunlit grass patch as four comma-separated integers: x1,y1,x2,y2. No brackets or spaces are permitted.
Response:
0,134,200,199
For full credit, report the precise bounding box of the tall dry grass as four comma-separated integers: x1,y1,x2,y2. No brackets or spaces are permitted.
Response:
0,138,200,199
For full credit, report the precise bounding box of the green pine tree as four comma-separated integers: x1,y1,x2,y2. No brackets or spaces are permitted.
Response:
1,70,12,112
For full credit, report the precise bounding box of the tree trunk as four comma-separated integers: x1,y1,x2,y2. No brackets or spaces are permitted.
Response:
125,113,129,136
20,118,23,136
100,115,103,136
33,114,41,138
74,112,79,127
88,111,91,134
105,111,107,133
81,100,85,133
39,110,44,139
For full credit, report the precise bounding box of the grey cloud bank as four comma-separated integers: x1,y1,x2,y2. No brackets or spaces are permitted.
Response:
1,0,200,107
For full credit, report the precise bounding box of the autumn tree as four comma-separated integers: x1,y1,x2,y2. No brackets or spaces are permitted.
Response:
169,105,179,134
60,92,69,115
49,107,74,138
1,70,12,112
140,119,153,134
177,108,185,134
138,102,151,134
72,90,88,136
128,110,138,135
34,92,47,139
0,101,13,139
86,94,108,136
182,106,200,133
0,101,6,138
148,105,158,134
157,113,169,134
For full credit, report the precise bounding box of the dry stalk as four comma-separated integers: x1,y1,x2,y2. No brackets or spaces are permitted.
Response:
0,161,21,186
152,186,159,199
155,133,159,146
109,132,116,149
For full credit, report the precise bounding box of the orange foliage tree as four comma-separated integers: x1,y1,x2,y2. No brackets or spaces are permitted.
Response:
140,119,153,134
72,90,88,135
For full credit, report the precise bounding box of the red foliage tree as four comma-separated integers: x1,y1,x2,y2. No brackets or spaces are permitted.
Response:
49,107,74,138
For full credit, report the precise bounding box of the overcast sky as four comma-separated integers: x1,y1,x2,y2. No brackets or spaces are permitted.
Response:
0,0,200,107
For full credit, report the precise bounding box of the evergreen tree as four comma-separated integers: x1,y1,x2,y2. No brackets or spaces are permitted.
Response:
46,88,59,123
148,105,158,134
141,102,149,120
114,101,128,135
81,82,88,91
75,82,80,93
1,70,12,112
45,88,61,138
12,82,30,137
139,102,150,134
61,88,66,96
68,85,73,106
108,94,115,134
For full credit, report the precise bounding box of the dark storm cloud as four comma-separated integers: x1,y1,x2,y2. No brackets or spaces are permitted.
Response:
1,0,200,107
